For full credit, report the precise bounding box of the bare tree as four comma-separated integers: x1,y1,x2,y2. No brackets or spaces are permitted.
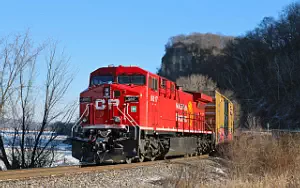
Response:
0,32,76,169
28,41,75,168
176,74,217,95
0,32,44,169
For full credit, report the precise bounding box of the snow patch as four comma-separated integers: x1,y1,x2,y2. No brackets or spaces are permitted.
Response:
0,160,7,170
0,132,79,170
136,175,162,182
215,167,225,174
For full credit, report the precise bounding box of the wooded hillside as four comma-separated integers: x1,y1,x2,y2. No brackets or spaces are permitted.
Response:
158,2,300,130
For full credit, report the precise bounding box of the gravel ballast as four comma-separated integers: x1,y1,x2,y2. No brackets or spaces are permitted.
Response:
0,157,228,188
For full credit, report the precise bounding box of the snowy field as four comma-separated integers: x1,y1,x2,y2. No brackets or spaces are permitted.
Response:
0,130,79,170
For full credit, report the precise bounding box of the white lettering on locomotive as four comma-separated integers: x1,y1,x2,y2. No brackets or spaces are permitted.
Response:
150,95,158,102
108,99,120,106
176,103,187,111
95,99,120,110
95,99,106,110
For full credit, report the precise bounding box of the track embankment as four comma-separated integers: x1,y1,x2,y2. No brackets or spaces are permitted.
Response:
0,155,209,182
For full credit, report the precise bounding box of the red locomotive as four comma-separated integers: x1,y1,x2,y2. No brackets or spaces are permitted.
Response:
71,65,233,164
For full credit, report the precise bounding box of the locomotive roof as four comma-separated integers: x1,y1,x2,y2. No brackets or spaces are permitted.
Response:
89,65,213,102
90,65,175,84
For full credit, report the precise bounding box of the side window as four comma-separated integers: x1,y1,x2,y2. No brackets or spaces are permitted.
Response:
151,78,154,89
148,77,152,88
154,78,158,90
161,79,166,89
148,76,158,91
171,83,175,92
151,77,158,91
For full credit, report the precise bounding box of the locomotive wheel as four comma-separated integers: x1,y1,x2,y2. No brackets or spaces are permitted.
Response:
143,153,156,161
143,155,155,161
134,148,145,163
138,155,144,162
150,156,156,161
125,157,132,164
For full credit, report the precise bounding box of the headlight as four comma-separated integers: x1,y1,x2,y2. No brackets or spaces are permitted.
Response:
75,125,83,133
82,117,88,123
113,116,121,123
104,87,110,97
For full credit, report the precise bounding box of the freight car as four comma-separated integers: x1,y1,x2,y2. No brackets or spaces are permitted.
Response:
71,65,234,164
205,91,234,144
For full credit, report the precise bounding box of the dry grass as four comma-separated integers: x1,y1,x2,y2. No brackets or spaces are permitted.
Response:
219,174,300,188
216,129,300,188
168,129,300,188
158,161,209,188
225,131,300,177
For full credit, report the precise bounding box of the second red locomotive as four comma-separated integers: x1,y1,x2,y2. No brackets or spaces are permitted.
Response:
71,65,227,164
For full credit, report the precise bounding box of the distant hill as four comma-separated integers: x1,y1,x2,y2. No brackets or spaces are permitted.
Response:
158,33,234,81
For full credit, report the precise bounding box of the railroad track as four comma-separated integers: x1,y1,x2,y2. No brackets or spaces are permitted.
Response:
0,155,209,182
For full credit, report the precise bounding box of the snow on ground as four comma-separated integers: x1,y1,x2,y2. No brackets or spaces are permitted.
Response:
50,149,80,166
0,146,79,170
0,131,79,169
215,167,226,174
0,160,6,170
51,150,79,167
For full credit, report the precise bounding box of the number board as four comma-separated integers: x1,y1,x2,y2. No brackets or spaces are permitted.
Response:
125,96,139,102
80,97,91,103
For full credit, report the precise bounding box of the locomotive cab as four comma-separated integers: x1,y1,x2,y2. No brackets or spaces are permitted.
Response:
79,66,146,125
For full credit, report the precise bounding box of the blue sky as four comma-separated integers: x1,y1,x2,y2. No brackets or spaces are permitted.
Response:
0,0,296,112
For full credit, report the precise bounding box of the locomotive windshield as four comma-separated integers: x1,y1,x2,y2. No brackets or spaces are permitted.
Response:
90,75,114,85
118,74,145,85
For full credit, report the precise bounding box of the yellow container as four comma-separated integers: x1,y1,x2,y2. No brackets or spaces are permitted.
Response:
215,91,234,144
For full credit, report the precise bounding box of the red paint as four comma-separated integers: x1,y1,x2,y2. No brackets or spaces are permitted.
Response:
79,65,213,134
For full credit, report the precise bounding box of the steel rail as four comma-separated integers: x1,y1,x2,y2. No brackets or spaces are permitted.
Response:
0,155,209,182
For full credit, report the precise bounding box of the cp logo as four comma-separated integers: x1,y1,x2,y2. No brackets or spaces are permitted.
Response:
95,99,106,110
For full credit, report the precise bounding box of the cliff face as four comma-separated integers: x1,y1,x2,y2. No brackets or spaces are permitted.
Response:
158,33,234,81
157,33,240,127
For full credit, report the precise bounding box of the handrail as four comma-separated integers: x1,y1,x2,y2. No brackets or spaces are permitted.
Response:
71,104,90,137
116,105,138,127
116,106,130,122
125,104,139,126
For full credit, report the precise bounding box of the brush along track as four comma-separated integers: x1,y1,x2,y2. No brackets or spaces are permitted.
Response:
0,155,208,182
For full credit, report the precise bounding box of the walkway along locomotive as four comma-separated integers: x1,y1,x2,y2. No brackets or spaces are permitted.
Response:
71,65,234,164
